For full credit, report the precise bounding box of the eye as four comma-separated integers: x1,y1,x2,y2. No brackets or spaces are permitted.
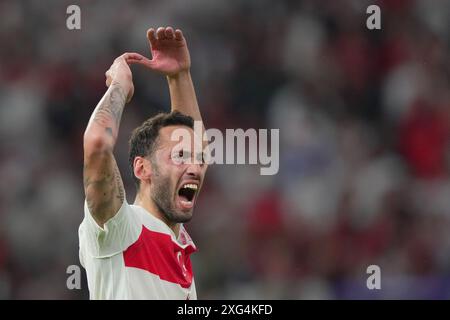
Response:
172,150,191,164
171,150,185,165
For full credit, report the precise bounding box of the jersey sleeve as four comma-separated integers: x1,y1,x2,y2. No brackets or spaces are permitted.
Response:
79,199,142,259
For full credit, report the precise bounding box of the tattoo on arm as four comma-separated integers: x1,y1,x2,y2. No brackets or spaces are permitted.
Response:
83,157,125,222
84,85,127,224
92,86,126,135
114,165,125,203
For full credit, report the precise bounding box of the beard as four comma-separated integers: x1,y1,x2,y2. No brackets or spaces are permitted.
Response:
150,163,193,224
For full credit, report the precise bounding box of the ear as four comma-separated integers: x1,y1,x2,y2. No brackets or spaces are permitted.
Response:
133,156,152,185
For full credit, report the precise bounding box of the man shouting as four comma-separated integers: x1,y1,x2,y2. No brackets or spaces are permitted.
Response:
79,26,207,300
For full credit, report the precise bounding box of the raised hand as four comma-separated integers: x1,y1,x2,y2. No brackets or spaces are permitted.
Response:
129,26,191,77
105,52,142,103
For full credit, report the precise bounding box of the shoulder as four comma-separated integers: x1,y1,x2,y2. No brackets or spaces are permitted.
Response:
79,200,144,258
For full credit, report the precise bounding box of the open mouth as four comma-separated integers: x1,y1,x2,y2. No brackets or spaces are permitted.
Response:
177,183,199,209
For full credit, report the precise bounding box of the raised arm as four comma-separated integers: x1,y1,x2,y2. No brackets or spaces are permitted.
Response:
83,53,140,227
167,70,201,122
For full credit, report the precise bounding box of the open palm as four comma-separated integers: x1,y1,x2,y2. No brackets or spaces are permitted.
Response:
132,27,191,76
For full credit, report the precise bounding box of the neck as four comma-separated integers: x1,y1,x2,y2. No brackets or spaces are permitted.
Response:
134,192,180,237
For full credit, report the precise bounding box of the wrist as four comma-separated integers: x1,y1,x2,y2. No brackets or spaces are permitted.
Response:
111,80,133,103
166,69,191,82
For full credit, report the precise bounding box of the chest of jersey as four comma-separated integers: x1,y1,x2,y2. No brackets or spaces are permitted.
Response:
123,226,196,288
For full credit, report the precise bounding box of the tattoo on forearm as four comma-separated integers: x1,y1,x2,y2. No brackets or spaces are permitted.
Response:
84,85,127,223
92,86,126,134
114,165,125,203
105,127,113,136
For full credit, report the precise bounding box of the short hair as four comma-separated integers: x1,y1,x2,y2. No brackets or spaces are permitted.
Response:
128,111,194,188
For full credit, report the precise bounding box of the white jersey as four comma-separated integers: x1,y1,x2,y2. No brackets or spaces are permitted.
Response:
78,200,197,300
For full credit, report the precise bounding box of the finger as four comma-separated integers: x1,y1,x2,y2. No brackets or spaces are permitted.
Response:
128,56,155,69
126,52,144,60
114,53,143,67
174,29,183,41
156,27,166,40
147,28,157,47
165,26,174,39
120,52,144,63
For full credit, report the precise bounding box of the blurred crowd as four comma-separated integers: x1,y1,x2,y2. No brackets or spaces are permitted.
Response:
0,0,449,299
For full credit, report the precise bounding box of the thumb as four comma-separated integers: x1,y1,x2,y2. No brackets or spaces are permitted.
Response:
128,56,157,70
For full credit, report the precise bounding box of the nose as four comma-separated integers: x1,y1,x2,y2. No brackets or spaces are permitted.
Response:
186,162,203,179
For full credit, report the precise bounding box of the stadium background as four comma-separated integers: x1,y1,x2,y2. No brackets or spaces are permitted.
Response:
0,0,449,299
